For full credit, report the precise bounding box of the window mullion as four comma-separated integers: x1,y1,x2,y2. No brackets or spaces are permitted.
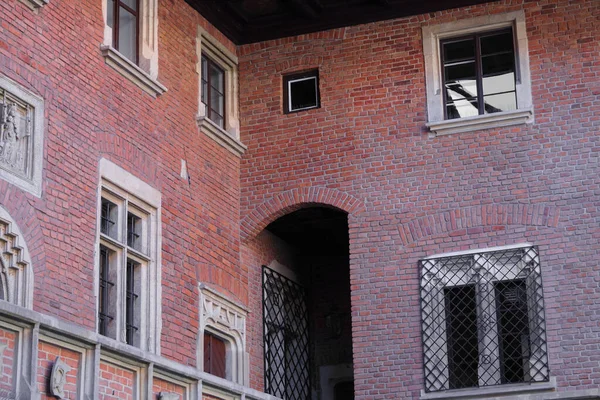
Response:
113,0,120,51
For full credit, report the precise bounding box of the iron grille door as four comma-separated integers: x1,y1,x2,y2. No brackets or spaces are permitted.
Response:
262,266,310,400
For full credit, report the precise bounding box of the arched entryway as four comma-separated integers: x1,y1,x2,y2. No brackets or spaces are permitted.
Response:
261,206,354,400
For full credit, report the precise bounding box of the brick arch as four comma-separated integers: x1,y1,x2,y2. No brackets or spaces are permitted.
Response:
398,203,561,246
240,187,365,243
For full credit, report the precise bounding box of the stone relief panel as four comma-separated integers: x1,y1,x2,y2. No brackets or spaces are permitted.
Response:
0,75,44,197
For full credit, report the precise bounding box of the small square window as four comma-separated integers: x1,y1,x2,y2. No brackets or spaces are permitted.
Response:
283,70,320,113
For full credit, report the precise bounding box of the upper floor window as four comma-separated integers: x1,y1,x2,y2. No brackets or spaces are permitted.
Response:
423,11,533,136
201,54,226,129
101,0,166,96
196,27,246,157
441,28,516,120
106,0,139,64
96,158,161,353
419,245,549,393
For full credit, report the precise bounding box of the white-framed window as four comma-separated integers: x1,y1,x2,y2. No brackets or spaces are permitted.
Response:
419,244,549,395
100,0,166,96
96,158,161,353
198,283,248,385
283,69,321,113
422,11,533,136
196,27,246,158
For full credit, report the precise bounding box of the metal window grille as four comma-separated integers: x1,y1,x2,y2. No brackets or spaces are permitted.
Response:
99,246,115,335
262,266,310,400
125,259,139,345
127,212,141,249
420,246,549,393
101,198,116,236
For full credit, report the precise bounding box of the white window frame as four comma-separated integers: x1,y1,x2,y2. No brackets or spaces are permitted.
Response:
420,244,551,399
196,27,246,158
100,0,167,96
96,158,161,354
198,283,249,385
422,11,533,137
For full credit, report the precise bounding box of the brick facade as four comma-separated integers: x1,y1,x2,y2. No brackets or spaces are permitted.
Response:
0,0,598,398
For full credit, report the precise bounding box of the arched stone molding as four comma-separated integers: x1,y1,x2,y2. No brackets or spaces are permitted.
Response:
240,187,365,243
0,204,33,308
398,203,560,246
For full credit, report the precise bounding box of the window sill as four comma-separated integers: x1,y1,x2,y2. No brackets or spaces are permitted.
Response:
100,45,167,97
426,108,533,137
420,378,556,400
197,116,247,158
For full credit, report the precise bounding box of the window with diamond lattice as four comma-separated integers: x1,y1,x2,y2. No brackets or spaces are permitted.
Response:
419,245,549,393
262,266,310,400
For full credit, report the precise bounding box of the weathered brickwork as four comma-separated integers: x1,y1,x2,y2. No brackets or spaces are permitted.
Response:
0,328,16,394
0,0,598,398
238,0,600,397
99,361,135,400
37,341,80,399
0,0,246,372
153,377,187,398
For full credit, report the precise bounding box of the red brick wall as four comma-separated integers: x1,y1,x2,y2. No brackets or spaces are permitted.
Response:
0,328,16,395
153,377,187,398
99,361,135,400
37,341,80,399
238,0,600,397
0,0,245,369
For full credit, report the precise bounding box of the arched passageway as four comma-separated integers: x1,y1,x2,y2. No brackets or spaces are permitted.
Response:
261,206,354,400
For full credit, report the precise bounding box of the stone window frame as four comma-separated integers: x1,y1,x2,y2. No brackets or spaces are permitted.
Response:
96,158,162,354
196,27,247,158
19,0,48,11
100,0,167,97
422,10,533,137
0,74,44,198
198,283,249,386
419,243,555,400
153,368,195,400
0,205,34,309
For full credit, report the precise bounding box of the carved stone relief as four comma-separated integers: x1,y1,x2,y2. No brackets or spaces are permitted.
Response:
158,392,180,400
50,357,72,399
0,75,44,197
199,284,246,342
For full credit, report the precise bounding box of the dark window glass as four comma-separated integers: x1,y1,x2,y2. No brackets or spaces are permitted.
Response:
98,246,115,336
201,55,225,129
283,70,320,113
495,280,530,384
445,285,479,389
127,212,141,250
441,28,516,119
109,0,139,63
204,332,226,378
101,198,117,237
125,259,140,345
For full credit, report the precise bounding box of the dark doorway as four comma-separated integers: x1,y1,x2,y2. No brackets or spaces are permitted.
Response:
263,206,353,400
